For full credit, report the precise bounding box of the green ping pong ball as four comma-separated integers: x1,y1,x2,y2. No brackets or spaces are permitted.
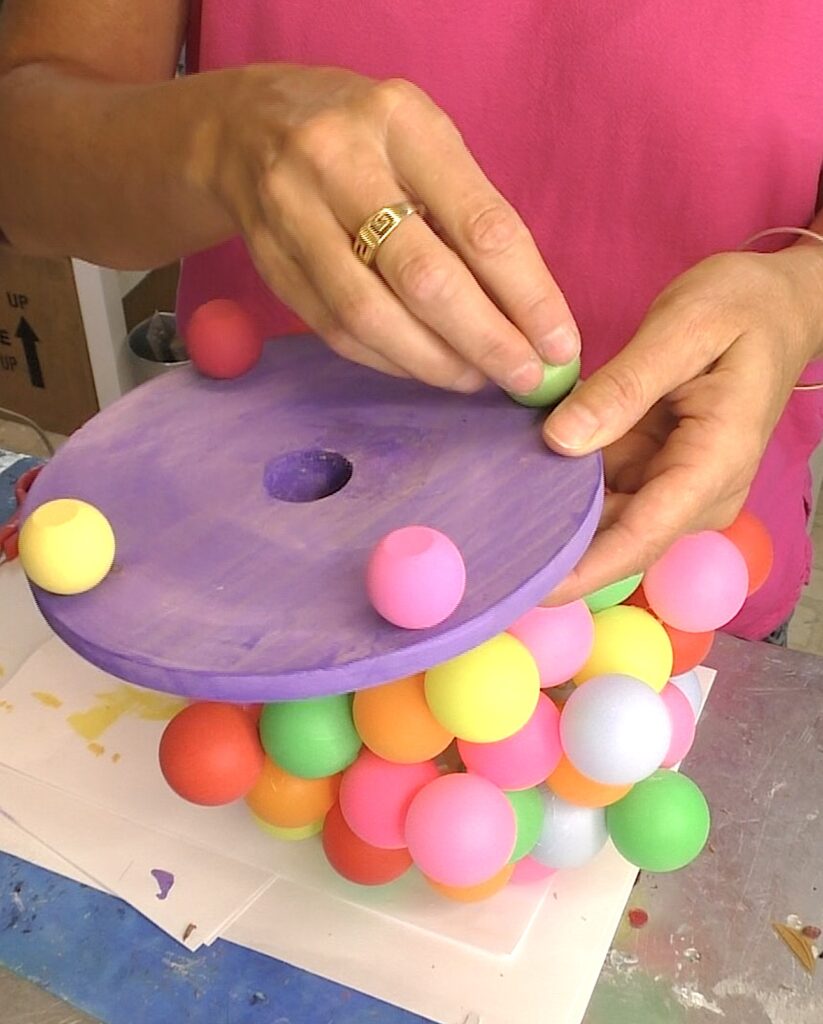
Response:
507,356,581,408
506,787,545,863
606,769,710,872
18,498,116,595
584,572,644,614
259,695,362,779
424,633,540,742
573,605,673,692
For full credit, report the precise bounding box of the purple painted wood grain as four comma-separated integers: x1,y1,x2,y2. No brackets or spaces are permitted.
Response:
25,336,602,701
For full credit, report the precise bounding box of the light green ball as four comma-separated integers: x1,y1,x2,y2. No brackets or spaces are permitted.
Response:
606,770,710,872
505,788,545,862
508,356,581,408
584,572,644,614
259,695,361,779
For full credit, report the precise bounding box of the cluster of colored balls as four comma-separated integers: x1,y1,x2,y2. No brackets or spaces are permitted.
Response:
157,507,772,902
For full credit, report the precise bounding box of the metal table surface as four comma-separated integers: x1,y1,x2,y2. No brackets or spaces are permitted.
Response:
1,632,821,1024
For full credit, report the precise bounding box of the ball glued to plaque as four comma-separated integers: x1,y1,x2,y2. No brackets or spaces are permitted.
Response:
19,498,116,595
366,525,466,629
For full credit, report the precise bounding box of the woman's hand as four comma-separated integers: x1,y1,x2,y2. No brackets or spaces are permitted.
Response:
206,65,579,392
541,245,823,604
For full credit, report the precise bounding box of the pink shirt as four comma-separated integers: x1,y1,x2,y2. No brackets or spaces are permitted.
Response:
181,1,823,639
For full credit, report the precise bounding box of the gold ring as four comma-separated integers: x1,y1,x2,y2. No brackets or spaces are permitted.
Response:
353,201,420,267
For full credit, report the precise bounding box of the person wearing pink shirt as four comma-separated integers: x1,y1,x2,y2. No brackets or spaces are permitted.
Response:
0,1,821,640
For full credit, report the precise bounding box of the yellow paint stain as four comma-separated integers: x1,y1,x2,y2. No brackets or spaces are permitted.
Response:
67,685,185,742
88,742,105,758
32,691,63,709
0,699,13,713
111,753,122,764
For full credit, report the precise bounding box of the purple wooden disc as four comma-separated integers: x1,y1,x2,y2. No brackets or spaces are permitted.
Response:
25,336,602,701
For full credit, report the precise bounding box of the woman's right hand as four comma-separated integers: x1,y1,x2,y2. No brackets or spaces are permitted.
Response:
203,65,579,392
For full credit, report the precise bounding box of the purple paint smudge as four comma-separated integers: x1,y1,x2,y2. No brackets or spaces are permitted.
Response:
151,869,175,901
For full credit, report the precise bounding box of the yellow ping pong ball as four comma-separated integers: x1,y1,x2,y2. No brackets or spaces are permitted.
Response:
424,633,540,742
18,498,116,595
573,605,673,692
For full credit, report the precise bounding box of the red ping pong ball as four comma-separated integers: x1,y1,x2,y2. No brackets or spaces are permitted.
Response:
185,299,264,379
366,526,466,629
720,508,774,596
159,702,265,805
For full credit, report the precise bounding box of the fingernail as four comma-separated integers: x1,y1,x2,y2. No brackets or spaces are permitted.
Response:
453,368,487,393
506,358,544,395
536,323,581,364
544,403,601,450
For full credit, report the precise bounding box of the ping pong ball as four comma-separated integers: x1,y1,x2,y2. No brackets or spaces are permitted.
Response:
18,499,115,595
244,757,340,828
625,586,715,674
254,816,325,841
669,669,703,717
560,674,671,786
606,769,710,872
666,622,715,675
426,862,515,902
508,356,581,408
424,633,540,742
573,606,673,692
546,755,632,808
339,749,438,849
505,787,545,862
507,601,594,688
366,525,466,629
159,702,265,806
259,695,361,779
352,673,453,763
530,790,609,870
458,693,562,790
510,856,557,884
659,683,697,768
322,802,413,885
643,531,749,632
583,572,644,614
721,508,774,596
404,773,516,887
185,298,264,379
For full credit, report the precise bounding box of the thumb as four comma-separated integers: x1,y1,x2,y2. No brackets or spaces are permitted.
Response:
542,305,720,454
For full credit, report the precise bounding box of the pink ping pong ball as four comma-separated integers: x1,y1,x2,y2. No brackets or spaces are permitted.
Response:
643,531,749,633
366,525,466,629
338,749,439,849
185,298,264,379
458,693,563,790
404,773,516,887
511,855,557,885
659,683,697,768
508,601,595,687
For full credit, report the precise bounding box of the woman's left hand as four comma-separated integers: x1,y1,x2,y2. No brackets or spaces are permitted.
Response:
541,245,823,605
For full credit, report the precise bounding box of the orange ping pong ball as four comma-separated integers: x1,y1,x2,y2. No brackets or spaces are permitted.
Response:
546,755,632,808
353,674,454,763
245,757,341,828
720,508,774,595
426,862,515,902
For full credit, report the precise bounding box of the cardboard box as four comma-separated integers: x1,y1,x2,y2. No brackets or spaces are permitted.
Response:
0,248,99,435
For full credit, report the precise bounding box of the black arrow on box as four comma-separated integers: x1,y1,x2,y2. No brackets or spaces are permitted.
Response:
15,316,44,389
